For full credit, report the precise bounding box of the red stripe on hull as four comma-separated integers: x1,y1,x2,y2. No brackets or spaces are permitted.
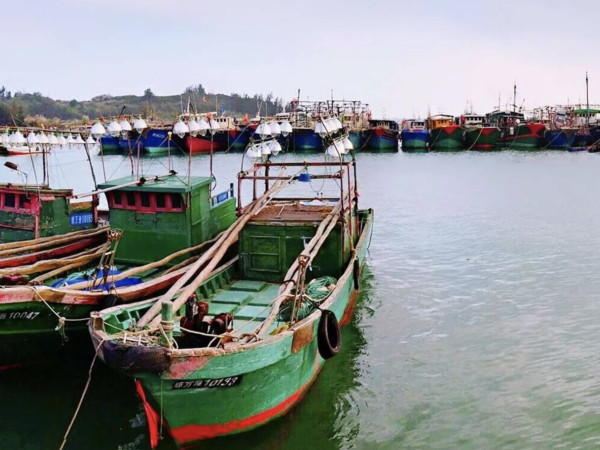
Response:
183,136,225,154
0,235,104,269
172,369,321,446
442,125,461,135
472,144,495,150
480,127,497,137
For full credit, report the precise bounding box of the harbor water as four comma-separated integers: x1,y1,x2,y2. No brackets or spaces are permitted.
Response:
2,149,600,449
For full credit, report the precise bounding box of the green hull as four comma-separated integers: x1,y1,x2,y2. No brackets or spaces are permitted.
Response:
429,127,464,151
143,146,169,155
463,128,501,150
92,209,374,448
0,302,94,367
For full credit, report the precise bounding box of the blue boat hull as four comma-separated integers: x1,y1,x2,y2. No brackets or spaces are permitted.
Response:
142,129,176,154
291,128,322,151
213,129,249,150
401,129,429,152
573,132,591,147
543,129,576,149
362,129,399,150
100,136,121,153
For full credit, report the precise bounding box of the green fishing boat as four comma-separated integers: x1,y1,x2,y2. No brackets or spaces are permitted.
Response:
88,126,374,448
0,173,236,368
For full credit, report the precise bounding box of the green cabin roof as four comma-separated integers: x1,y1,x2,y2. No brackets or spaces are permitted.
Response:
574,108,600,115
98,174,213,194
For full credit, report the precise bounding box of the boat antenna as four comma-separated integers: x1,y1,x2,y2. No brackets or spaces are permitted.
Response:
513,82,517,112
586,71,590,127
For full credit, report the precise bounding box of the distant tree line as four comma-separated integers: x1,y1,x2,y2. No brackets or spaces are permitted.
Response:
0,83,285,126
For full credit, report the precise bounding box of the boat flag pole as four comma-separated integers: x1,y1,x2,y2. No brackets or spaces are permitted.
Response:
586,72,590,128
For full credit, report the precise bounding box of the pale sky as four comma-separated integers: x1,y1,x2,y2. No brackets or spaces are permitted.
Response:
2,0,597,118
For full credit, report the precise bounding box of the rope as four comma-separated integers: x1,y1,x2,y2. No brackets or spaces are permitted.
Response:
464,127,484,151
58,338,106,450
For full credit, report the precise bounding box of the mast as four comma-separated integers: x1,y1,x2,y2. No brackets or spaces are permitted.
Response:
513,83,517,112
586,71,590,127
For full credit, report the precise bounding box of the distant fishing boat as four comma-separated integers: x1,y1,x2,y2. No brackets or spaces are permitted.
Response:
486,110,545,149
400,119,429,152
362,119,399,150
427,114,463,151
100,135,121,154
459,114,500,150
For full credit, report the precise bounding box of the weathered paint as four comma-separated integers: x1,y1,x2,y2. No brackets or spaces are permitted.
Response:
92,210,373,448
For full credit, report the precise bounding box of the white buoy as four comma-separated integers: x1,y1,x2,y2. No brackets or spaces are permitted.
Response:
256,123,271,139
173,121,190,139
107,121,122,137
268,121,281,136
314,122,327,137
342,137,353,151
245,144,262,158
91,122,106,139
27,132,39,146
134,118,147,133
209,119,220,135
66,134,75,147
188,120,200,137
269,140,282,155
198,118,209,137
280,121,292,137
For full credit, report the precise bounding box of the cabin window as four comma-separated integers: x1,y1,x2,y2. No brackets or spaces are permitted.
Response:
126,192,136,208
19,194,30,210
156,193,167,209
140,192,151,208
4,193,15,208
113,191,122,206
171,194,182,210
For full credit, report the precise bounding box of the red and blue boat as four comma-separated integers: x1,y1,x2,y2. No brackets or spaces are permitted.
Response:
362,119,399,150
400,119,429,152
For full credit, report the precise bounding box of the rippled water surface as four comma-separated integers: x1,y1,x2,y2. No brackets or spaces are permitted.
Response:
2,149,600,449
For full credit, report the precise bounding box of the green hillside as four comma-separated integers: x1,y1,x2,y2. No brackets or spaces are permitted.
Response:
0,84,285,127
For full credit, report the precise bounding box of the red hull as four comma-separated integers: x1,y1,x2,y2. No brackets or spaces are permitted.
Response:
183,136,225,154
0,235,105,269
471,144,495,150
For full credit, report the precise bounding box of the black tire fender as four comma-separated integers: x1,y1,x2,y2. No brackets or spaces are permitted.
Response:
317,309,341,360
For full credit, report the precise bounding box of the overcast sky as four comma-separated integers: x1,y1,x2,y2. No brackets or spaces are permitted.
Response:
1,0,597,118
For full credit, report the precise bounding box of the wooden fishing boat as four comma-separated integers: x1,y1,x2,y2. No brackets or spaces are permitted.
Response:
362,119,399,150
0,173,236,367
400,119,429,152
459,114,500,150
428,114,463,151
88,126,374,448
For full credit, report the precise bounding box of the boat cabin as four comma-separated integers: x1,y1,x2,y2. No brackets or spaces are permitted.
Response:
0,184,97,243
402,119,426,131
486,110,526,128
100,174,236,265
427,115,455,129
459,114,486,128
368,119,399,131
237,161,358,283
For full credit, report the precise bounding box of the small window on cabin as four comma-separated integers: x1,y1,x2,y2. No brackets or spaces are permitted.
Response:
171,194,182,210
113,191,122,206
156,193,166,209
4,193,15,208
19,194,30,210
126,192,136,208
140,192,151,208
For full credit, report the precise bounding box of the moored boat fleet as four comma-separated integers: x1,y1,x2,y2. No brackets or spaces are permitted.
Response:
0,114,373,448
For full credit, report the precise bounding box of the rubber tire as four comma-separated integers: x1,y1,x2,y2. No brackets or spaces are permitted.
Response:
317,309,341,360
